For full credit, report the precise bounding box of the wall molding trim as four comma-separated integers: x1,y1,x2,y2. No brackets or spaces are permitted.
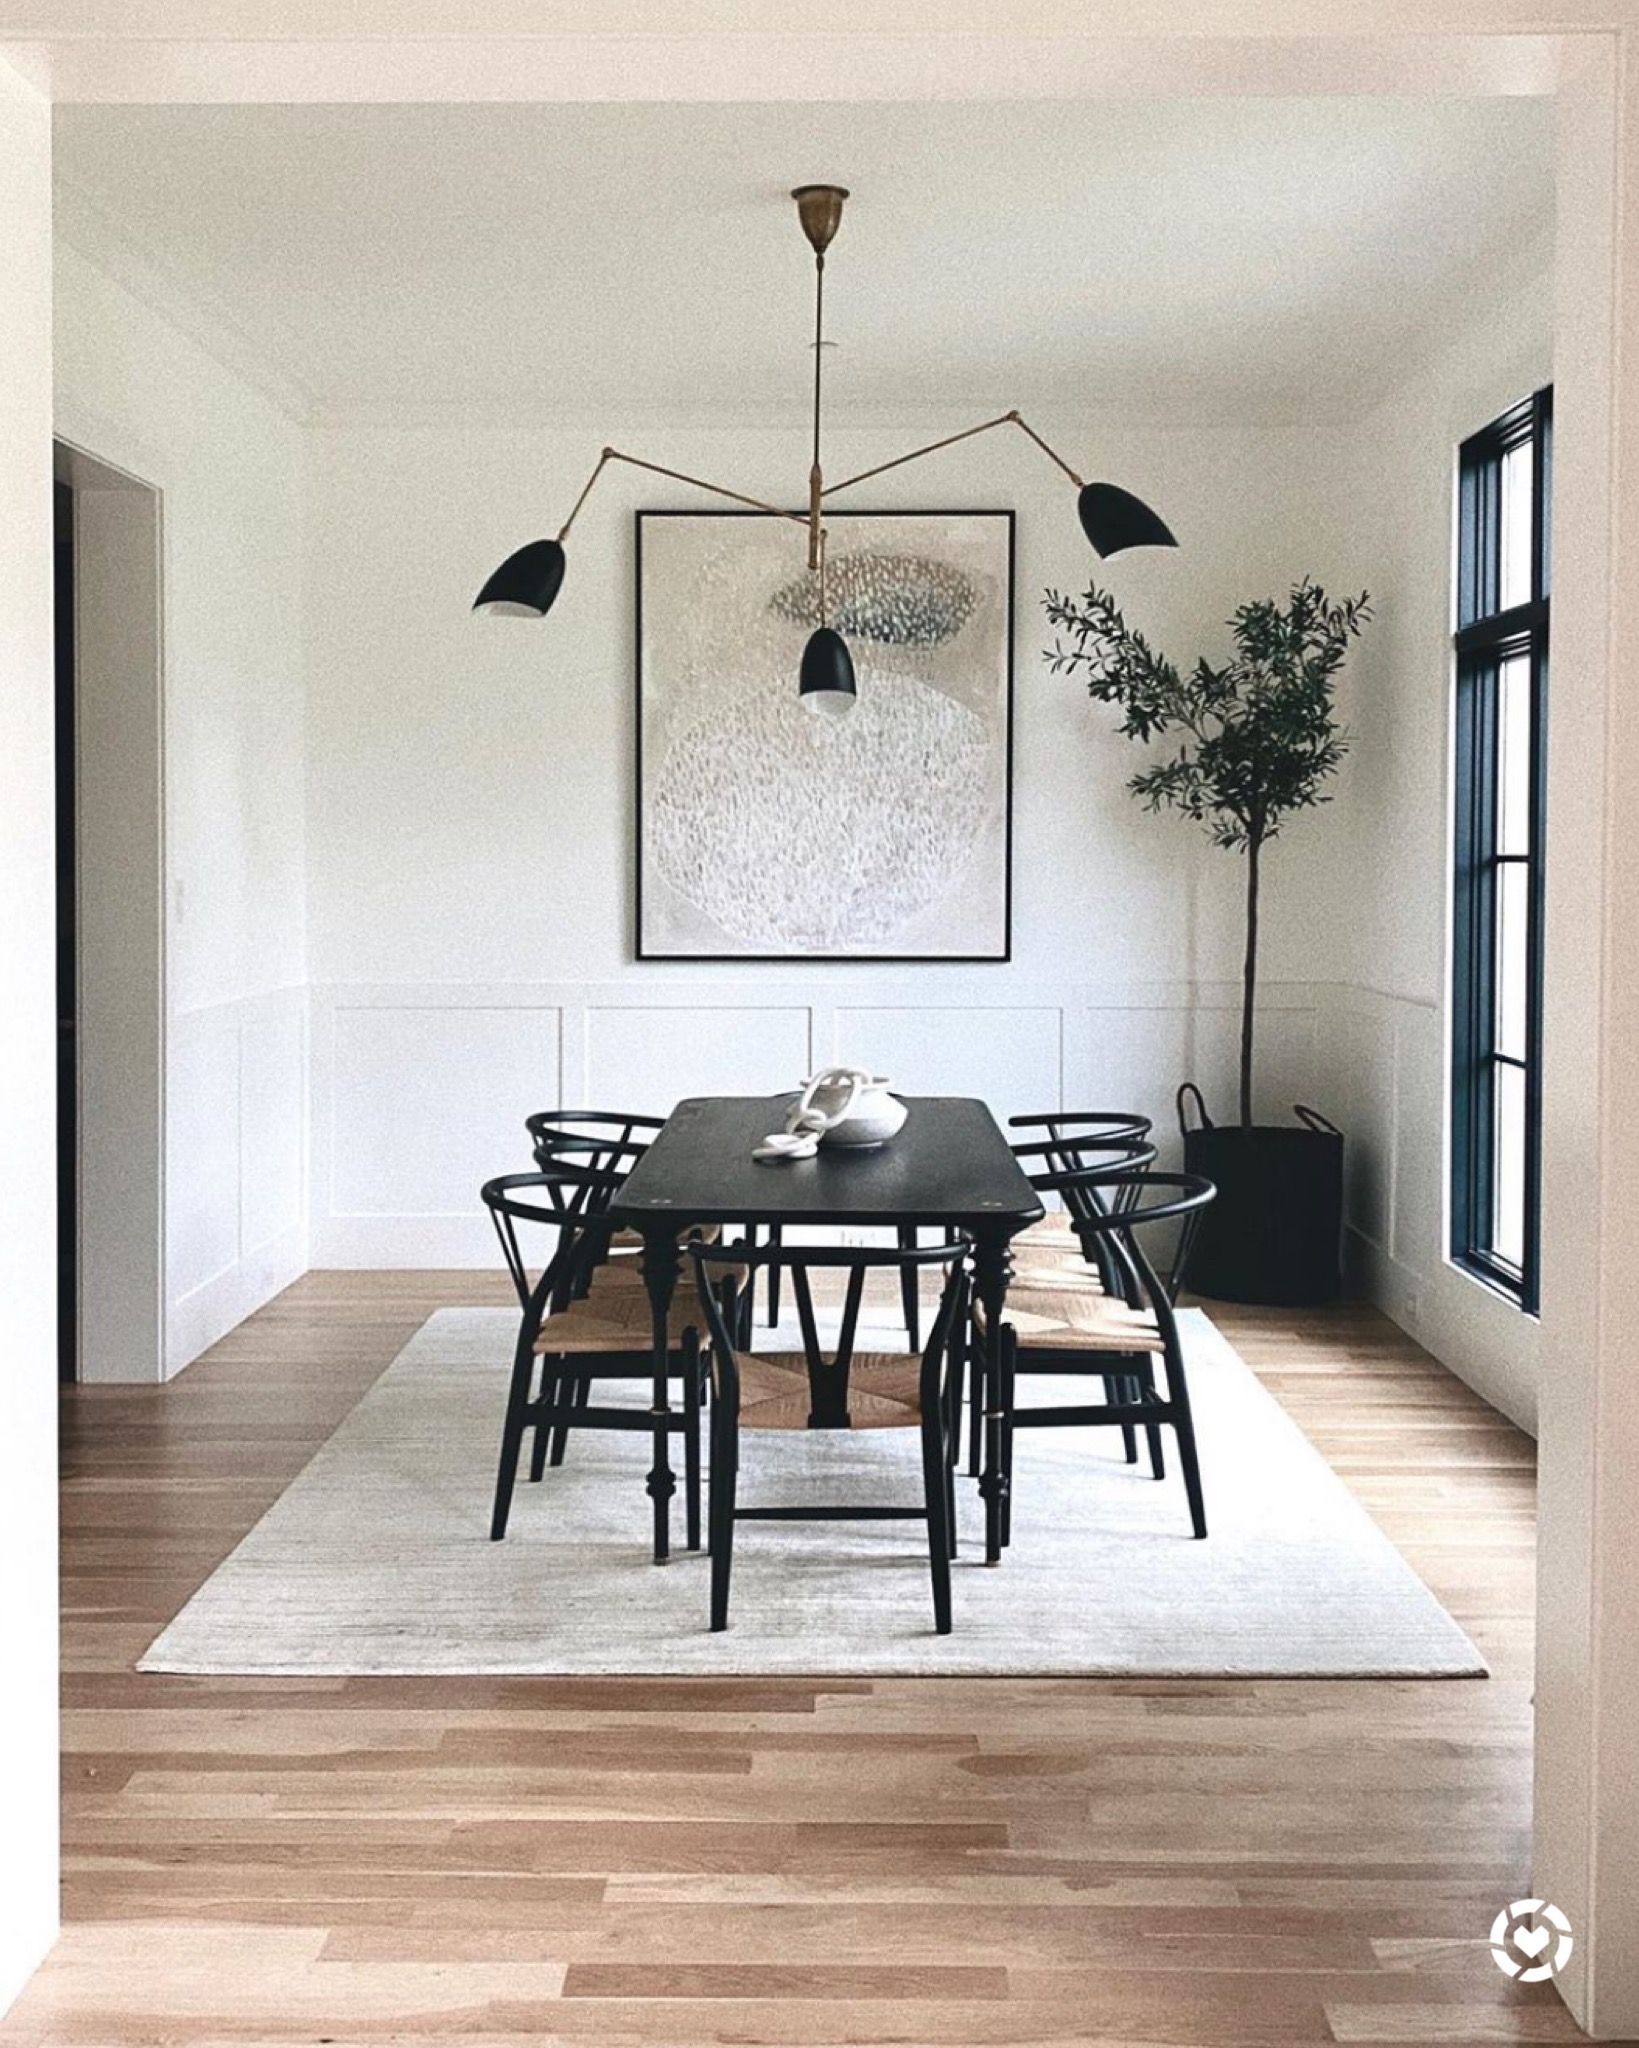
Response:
303,972,1536,1438
308,976,1327,1268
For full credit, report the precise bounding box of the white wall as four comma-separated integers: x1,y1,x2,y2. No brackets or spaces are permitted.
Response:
1298,267,1553,1433
54,241,310,1372
0,54,60,2019
302,414,1341,1260
298,344,1568,1429
49,179,1556,1425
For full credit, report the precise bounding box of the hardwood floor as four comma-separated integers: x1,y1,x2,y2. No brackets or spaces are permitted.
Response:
2,1274,1568,2046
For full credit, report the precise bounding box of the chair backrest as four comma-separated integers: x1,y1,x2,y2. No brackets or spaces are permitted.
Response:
1012,1135,1158,1216
525,1109,662,1178
1013,1140,1157,1307
480,1162,627,1325
1011,1118,1156,1225
521,1115,655,1252
1009,1110,1153,1154
689,1235,969,1421
1026,1165,1216,1316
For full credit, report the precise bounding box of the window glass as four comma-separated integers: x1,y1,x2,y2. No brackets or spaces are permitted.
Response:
1492,1062,1527,1273
1494,862,1529,1062
1500,440,1535,613
1451,390,1549,1312
1497,654,1532,858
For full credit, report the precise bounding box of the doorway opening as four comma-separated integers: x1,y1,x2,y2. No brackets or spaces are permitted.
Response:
51,440,165,1386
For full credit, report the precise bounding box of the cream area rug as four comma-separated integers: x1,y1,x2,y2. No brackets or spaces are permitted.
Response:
139,1307,1484,1679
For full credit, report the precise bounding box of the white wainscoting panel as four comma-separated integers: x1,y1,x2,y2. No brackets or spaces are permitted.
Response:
240,1000,307,1254
1318,981,1539,1435
318,1001,561,1264
166,1007,241,1312
310,980,1328,1270
1391,1002,1447,1279
585,1005,811,1117
1333,1002,1397,1250
166,985,308,1377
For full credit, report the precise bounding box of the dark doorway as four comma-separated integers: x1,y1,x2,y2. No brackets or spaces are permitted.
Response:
54,478,77,1385
53,441,164,1387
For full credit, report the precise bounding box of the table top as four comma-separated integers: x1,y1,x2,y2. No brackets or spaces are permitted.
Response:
609,1095,1044,1233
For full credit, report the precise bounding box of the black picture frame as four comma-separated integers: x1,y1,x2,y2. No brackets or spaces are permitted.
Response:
634,507,1016,964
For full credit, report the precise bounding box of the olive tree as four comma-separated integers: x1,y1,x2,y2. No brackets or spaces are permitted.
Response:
1045,578,1372,1128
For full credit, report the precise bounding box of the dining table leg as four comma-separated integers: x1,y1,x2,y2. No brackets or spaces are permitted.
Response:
641,1225,679,1564
969,1224,1014,1566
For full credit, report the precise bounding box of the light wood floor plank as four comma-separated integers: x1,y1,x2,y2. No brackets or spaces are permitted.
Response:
0,1274,1572,2047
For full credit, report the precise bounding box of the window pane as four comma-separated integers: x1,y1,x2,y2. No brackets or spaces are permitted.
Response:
1492,1061,1527,1272
1501,439,1535,610
1498,653,1533,856
1452,390,1549,1309
1495,862,1530,1062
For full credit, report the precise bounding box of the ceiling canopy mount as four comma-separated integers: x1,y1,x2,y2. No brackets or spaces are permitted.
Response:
791,182,849,257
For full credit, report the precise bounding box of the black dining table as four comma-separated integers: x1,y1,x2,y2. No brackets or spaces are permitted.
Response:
607,1093,1044,1565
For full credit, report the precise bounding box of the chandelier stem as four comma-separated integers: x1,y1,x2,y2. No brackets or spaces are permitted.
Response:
808,250,827,573
812,253,827,469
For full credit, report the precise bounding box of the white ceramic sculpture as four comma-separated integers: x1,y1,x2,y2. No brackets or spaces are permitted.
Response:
753,1065,909,1163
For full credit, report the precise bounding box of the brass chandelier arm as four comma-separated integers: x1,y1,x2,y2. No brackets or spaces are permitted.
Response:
820,409,1085,499
556,446,812,543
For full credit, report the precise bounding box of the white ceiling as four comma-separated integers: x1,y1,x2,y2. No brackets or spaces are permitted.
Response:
53,97,1553,423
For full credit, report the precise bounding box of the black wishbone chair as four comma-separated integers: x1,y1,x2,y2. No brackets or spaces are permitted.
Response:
749,1222,921,1347
525,1108,666,1169
481,1164,712,1562
527,1108,750,1319
525,1110,664,1268
977,1136,1158,1477
1006,1111,1154,1256
513,1123,657,1471
976,1168,1216,1547
524,1116,652,1272
689,1236,970,1636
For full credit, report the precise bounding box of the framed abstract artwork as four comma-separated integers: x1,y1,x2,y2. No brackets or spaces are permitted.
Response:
635,508,1014,961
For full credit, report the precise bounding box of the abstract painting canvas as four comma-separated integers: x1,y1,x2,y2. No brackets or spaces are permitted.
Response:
636,509,1014,960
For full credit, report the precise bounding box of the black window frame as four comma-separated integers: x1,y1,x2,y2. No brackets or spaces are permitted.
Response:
1451,386,1551,1313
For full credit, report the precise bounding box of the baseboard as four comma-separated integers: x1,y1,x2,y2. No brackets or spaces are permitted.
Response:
1344,1224,1425,1338
1345,1222,1537,1437
166,1222,308,1375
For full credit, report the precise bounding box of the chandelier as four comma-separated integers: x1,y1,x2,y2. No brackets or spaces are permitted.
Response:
473,184,1177,714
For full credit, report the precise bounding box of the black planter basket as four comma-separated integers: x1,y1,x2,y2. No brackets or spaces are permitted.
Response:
1178,1086,1344,1307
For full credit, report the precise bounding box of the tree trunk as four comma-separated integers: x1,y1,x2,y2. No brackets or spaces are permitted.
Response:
1239,830,1262,1129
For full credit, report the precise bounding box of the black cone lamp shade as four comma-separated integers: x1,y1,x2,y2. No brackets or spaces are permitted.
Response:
798,626,857,717
1077,483,1178,559
473,538,567,618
